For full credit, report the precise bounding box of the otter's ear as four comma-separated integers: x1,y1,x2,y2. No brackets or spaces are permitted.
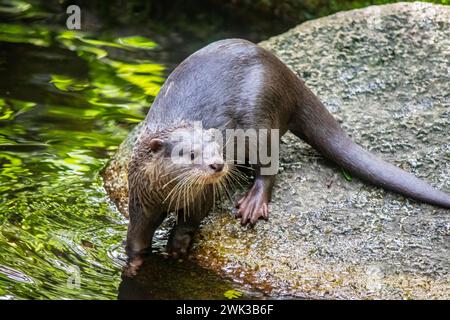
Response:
149,138,164,152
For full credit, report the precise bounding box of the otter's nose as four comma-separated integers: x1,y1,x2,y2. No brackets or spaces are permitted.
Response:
209,163,224,172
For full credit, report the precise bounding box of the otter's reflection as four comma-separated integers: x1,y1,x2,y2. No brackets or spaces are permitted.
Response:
119,253,261,300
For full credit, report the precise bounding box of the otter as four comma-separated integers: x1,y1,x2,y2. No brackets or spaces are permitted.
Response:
126,39,450,258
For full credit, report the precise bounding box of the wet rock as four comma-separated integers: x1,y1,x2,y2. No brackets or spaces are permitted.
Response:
102,3,450,299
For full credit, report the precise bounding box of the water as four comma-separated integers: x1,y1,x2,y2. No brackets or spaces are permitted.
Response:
0,1,267,299
0,24,155,300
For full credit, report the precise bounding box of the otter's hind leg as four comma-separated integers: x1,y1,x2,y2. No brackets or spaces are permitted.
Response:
167,190,213,258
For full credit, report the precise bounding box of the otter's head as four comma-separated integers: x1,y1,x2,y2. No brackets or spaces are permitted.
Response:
161,125,229,183
133,124,232,213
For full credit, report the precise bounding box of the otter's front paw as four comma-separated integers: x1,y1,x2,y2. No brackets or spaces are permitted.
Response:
236,186,269,226
167,233,192,259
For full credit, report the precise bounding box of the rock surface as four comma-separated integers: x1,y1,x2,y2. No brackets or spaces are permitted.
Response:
102,2,450,299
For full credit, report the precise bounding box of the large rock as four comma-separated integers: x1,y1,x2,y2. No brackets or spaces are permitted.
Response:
102,2,450,299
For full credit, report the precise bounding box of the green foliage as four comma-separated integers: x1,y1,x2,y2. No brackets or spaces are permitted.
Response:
224,289,243,299
341,169,353,182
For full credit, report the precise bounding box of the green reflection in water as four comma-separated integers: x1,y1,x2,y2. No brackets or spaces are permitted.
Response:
0,5,164,299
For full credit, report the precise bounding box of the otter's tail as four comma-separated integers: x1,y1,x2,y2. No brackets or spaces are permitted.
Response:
289,86,450,209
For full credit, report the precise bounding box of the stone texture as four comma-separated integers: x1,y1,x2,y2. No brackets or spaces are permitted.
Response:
102,2,450,299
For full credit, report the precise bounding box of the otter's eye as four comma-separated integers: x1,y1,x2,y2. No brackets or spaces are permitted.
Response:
190,151,195,161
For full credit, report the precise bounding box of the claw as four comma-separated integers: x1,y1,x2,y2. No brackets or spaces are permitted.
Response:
262,203,269,220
